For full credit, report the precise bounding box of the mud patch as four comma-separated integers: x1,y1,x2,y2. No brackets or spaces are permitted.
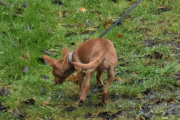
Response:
136,27,151,33
21,98,36,105
141,88,151,95
12,108,26,119
143,38,180,58
108,94,121,102
40,84,46,92
0,102,9,113
143,39,158,47
0,87,11,96
64,106,77,111
40,75,50,80
157,6,172,15
84,113,92,118
154,51,163,59
98,110,128,119
143,39,155,47
98,111,111,119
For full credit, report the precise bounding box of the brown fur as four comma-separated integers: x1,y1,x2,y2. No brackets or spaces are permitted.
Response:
43,38,118,106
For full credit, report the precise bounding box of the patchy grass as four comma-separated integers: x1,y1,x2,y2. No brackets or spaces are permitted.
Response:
0,0,180,119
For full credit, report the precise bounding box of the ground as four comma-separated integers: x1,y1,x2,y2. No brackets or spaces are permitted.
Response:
0,0,180,119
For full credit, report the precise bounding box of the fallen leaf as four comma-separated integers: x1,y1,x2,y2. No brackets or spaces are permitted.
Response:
153,98,161,104
43,100,50,105
80,7,87,12
78,23,83,29
163,117,169,120
106,19,113,25
158,6,172,11
165,98,179,103
116,33,123,38
81,30,96,35
164,54,170,59
141,116,147,120
33,97,37,101
157,6,172,15
69,74,78,82
116,77,123,82
104,23,111,29
59,10,70,18
22,51,30,60
137,94,144,99
107,99,112,102
59,12,63,17
87,27,96,31
0,52,3,54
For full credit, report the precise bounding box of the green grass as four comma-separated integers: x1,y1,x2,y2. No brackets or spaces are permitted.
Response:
0,0,180,119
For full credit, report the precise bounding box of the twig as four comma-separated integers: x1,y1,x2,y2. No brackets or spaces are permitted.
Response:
44,104,54,109
0,1,10,6
11,1,17,8
162,106,180,116
42,49,58,56
0,1,17,8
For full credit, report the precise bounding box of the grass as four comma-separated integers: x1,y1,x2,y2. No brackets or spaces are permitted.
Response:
0,0,180,119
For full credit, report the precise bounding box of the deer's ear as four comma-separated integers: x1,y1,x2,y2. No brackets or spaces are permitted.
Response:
43,55,58,67
62,48,70,57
